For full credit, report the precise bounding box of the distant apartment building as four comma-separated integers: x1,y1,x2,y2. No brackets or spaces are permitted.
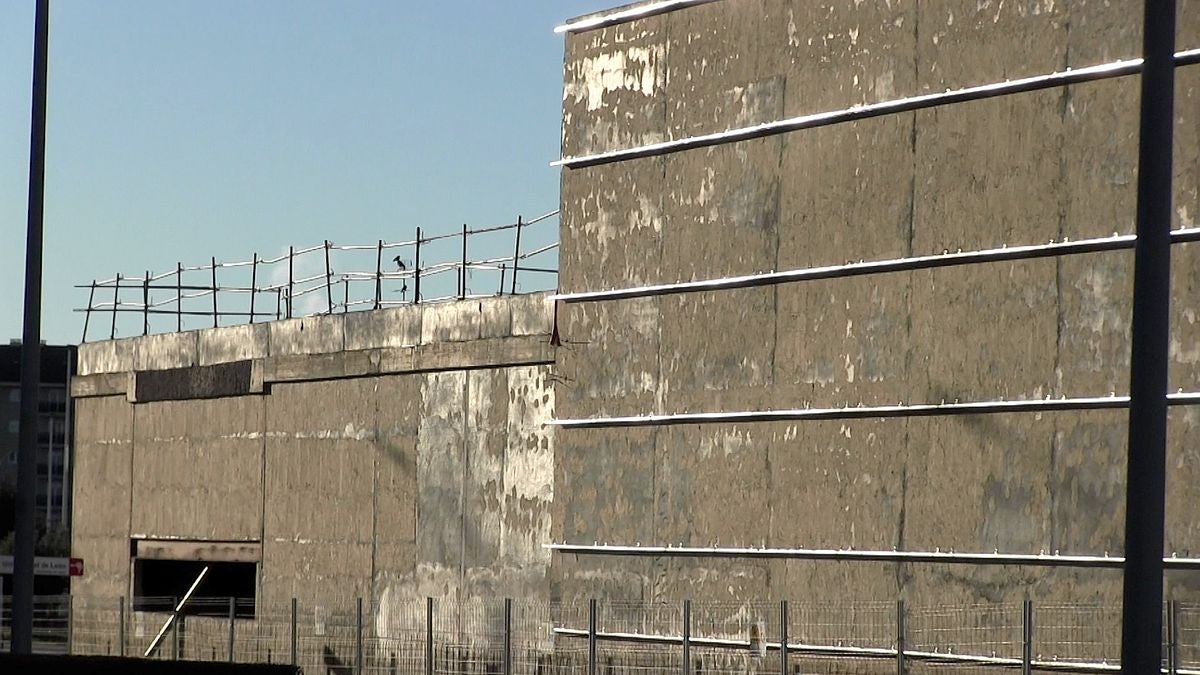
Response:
0,341,75,530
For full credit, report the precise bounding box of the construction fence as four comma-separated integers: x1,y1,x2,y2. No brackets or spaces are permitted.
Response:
3,595,1200,674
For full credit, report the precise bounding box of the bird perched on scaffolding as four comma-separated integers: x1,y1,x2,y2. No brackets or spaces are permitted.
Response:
392,256,409,297
392,256,406,271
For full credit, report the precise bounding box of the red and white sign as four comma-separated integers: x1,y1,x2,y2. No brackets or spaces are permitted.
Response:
0,555,84,577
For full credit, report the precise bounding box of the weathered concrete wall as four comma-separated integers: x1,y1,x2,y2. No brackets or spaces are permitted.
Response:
71,294,557,624
554,0,1200,615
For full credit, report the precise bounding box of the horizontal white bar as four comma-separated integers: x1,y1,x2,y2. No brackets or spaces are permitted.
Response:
555,0,721,34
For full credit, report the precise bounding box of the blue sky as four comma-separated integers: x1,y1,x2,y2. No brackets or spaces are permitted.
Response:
1,1,600,344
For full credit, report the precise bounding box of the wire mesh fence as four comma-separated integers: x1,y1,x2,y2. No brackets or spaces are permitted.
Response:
5,594,1200,673
75,210,560,342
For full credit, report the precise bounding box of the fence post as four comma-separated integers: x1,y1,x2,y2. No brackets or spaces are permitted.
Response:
1022,599,1033,675
374,240,383,310
66,594,73,654
290,597,297,666
460,223,468,299
503,597,512,675
211,256,218,328
176,263,182,332
587,599,597,675
110,274,121,339
287,245,294,319
324,240,334,314
683,599,692,675
228,596,236,663
426,597,434,675
82,280,97,343
511,215,523,294
356,597,363,675
499,264,506,296
414,228,422,305
779,600,788,675
249,253,258,324
118,596,126,657
172,595,180,660
142,270,150,336
895,600,905,675
1169,599,1179,675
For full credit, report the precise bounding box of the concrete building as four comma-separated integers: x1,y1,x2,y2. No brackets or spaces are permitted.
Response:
65,0,1200,667
1,342,75,531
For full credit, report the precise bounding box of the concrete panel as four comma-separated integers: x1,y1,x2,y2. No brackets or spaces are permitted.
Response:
416,371,466,571
267,314,345,356
197,322,269,366
420,301,483,344
70,396,134,598
463,369,506,570
373,375,421,557
77,337,137,376
343,303,422,351
130,397,264,540
501,366,554,578
132,331,198,371
509,292,555,337
562,15,668,158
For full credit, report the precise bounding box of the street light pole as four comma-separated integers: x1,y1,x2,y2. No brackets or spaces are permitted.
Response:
13,0,50,655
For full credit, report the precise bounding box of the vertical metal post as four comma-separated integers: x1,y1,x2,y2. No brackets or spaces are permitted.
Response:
374,240,383,310
119,596,126,657
896,600,905,675
460,223,468,299
587,599,597,675
511,215,523,295
426,597,434,675
45,418,53,528
682,599,691,675
211,257,218,328
142,271,150,336
176,263,182,332
249,254,258,323
66,593,73,654
82,280,96,343
779,600,789,675
172,596,180,660
499,264,506,296
228,596,236,662
1168,600,1179,675
110,274,120,339
13,0,50,653
503,597,512,675
343,277,349,313
275,289,281,321
1122,2,1176,673
287,246,294,319
1022,599,1033,675
290,597,297,666
356,597,363,675
414,228,422,305
325,240,334,314
61,350,71,527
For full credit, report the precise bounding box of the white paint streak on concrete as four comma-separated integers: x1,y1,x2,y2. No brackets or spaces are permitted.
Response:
566,44,666,112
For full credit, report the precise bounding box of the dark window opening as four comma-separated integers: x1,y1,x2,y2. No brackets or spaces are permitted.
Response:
133,558,257,618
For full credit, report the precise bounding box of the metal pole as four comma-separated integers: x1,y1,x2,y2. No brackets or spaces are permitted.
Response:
356,597,363,675
110,274,120,339
119,596,126,657
1021,599,1032,675
896,600,905,675
211,257,218,328
45,418,53,529
414,228,422,305
1168,599,1179,675
13,0,50,654
426,597,434,675
228,596,236,663
374,240,383,310
290,597,297,666
176,263,182,331
1122,2,1176,673
249,254,258,323
779,600,789,675
287,246,294,318
142,272,150,335
82,280,96,342
587,599,597,675
324,240,334,314
503,597,512,675
682,599,691,675
510,216,523,294
460,223,468,299
172,595,180,660
499,264,506,296
61,350,72,528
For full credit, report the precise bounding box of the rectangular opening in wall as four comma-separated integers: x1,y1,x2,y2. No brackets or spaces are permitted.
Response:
133,558,257,618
